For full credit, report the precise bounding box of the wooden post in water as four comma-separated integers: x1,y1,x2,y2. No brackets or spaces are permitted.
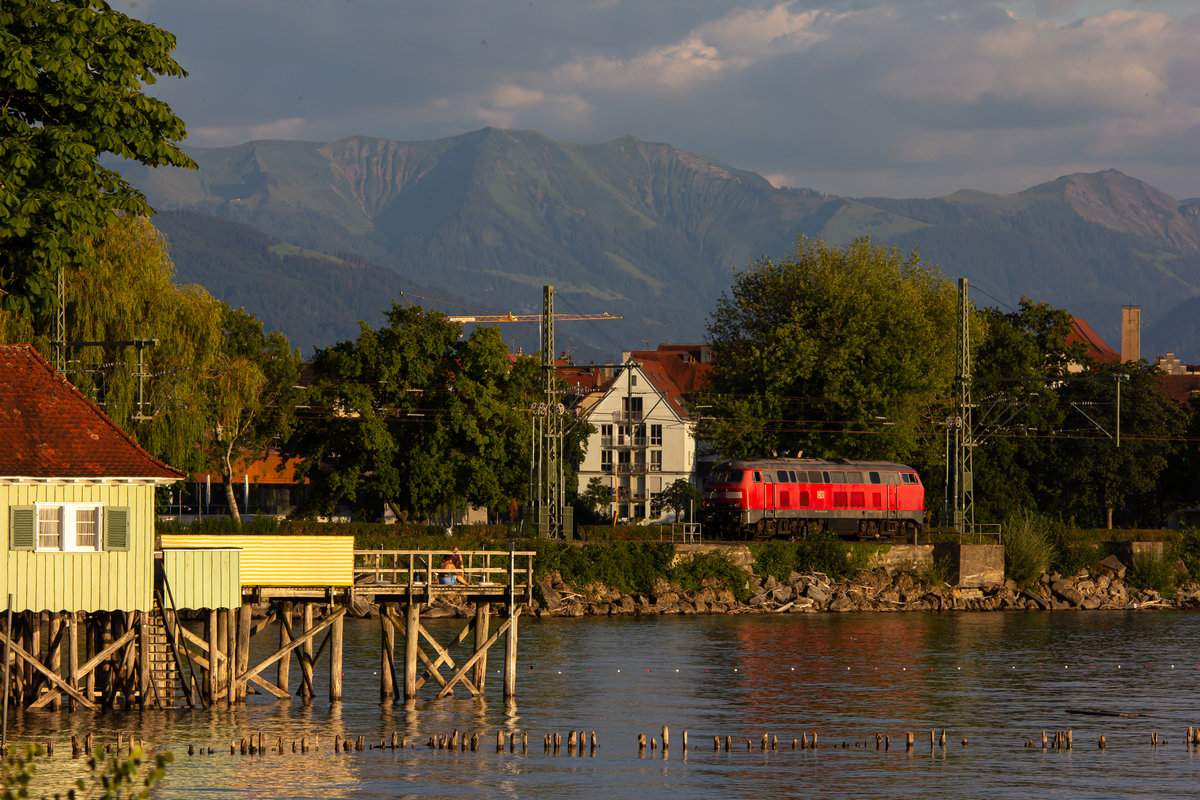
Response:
67,614,79,712
380,602,395,701
299,604,315,699
504,600,518,701
473,602,490,694
206,610,219,704
237,604,251,702
404,602,419,700
225,608,236,707
135,611,149,708
330,604,343,702
48,612,63,711
277,601,292,694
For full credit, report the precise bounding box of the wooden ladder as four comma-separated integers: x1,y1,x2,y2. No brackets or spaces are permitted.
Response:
145,609,183,707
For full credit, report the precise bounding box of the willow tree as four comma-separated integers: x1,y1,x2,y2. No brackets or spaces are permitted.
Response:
0,0,194,320
203,306,300,524
701,236,959,469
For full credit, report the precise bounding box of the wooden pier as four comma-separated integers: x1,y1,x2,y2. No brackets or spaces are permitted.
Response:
353,549,535,700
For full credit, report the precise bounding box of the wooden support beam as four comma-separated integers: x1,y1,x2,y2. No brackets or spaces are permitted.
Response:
48,613,62,711
225,608,236,708
435,612,517,699
0,631,95,709
236,608,346,686
404,602,419,700
67,615,79,712
380,602,395,701
277,601,292,693
137,611,150,708
206,610,219,704
299,604,315,699
473,603,490,695
278,611,315,699
184,647,291,700
75,625,136,680
330,610,343,703
504,601,518,702
237,604,251,702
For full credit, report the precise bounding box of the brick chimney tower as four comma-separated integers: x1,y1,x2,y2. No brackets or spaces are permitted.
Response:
1121,305,1141,362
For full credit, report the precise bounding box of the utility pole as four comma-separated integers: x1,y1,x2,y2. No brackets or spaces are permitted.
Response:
532,286,571,539
953,277,975,534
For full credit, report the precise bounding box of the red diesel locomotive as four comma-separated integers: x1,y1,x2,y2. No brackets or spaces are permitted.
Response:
700,458,925,541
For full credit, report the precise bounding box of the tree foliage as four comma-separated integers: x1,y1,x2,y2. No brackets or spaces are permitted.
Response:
972,299,1186,528
202,305,301,524
700,236,959,470
286,304,575,521
0,0,194,320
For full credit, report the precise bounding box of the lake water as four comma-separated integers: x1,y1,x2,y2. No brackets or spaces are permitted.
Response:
8,610,1200,799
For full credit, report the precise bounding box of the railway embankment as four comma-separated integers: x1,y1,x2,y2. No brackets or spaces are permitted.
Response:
396,545,1200,619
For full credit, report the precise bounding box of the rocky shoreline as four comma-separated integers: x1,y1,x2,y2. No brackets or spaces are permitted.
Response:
388,552,1200,619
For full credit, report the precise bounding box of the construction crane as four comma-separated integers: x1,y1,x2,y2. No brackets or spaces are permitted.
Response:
447,312,621,323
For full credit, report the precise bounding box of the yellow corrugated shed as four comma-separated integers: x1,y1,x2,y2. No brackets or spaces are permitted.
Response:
161,548,241,609
158,535,354,587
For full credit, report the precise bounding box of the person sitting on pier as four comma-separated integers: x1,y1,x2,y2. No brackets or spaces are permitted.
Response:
439,549,469,585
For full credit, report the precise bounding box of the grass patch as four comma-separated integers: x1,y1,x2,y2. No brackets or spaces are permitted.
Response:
1003,510,1055,587
1127,552,1177,598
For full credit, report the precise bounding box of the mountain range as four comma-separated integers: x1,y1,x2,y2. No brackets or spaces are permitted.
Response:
119,128,1200,361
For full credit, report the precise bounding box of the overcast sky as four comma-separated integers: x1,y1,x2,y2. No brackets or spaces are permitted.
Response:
121,0,1199,200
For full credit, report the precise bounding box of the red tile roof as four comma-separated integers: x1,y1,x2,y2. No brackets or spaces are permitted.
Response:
1067,318,1121,364
0,344,183,481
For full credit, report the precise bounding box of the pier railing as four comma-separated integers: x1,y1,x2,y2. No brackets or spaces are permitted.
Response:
353,549,536,602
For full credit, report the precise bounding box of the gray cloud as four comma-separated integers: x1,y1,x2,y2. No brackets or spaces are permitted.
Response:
124,0,1200,199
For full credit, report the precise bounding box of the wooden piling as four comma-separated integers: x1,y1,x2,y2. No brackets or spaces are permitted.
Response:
662,726,669,751
237,604,251,702
473,603,490,694
330,607,344,702
404,602,419,700
381,602,395,701
300,604,315,699
277,601,292,694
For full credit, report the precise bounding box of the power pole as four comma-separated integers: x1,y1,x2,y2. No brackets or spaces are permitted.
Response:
953,277,975,533
532,285,570,538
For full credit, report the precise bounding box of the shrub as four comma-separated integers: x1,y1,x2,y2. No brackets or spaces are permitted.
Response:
1045,518,1099,577
748,534,852,582
1127,552,1177,598
1003,510,1055,586
670,552,750,601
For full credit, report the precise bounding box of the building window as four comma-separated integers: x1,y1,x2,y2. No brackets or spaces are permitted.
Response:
618,450,631,472
29,506,105,551
75,507,99,549
650,424,662,446
600,423,613,446
650,450,662,471
601,450,614,473
37,506,62,550
622,396,643,421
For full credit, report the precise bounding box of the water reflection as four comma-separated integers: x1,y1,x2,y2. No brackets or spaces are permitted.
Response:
6,611,1200,798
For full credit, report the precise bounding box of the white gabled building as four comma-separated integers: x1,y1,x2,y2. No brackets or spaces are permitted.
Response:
562,345,710,520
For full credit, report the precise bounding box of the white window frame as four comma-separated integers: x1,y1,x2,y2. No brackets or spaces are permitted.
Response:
34,503,104,552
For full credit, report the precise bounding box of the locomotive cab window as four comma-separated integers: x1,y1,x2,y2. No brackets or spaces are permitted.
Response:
883,472,901,485
728,470,744,483
830,472,846,484
869,472,881,484
777,470,790,482
753,471,762,482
